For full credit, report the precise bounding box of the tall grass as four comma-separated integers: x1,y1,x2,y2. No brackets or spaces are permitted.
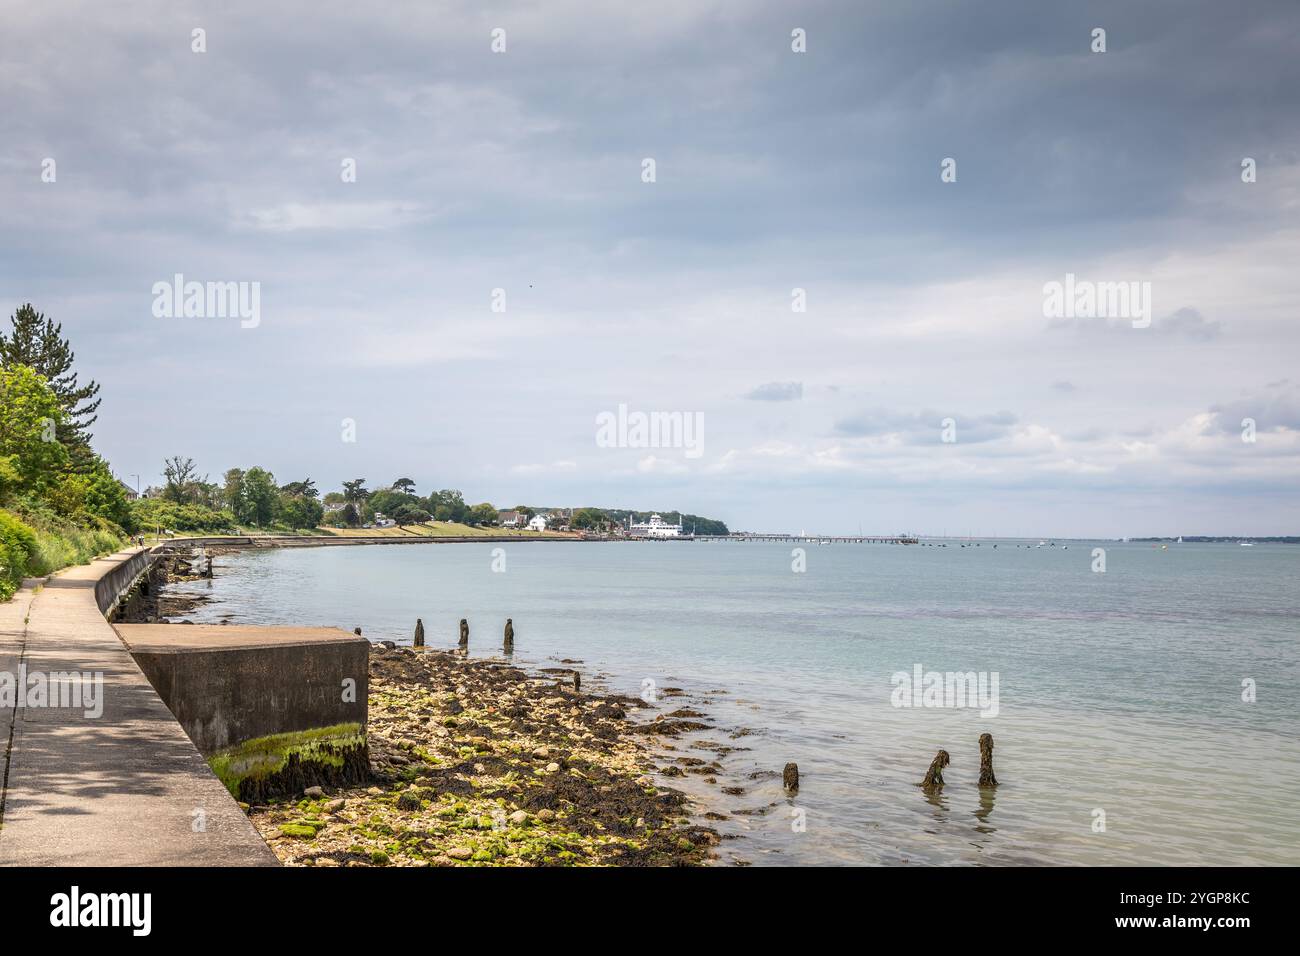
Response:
0,506,124,600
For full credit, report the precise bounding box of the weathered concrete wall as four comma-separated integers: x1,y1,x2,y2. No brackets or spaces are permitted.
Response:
117,625,369,756
93,547,159,616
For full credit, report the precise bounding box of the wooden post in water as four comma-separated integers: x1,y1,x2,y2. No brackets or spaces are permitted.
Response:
413,618,425,648
783,762,799,793
978,733,998,787
572,670,581,692
503,618,514,654
920,749,950,792
458,618,469,651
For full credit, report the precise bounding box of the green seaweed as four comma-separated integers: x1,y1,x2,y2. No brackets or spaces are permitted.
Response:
208,722,365,797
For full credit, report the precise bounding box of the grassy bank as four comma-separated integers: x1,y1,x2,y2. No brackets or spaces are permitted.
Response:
0,507,124,600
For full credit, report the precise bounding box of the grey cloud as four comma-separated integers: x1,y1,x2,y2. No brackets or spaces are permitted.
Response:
1156,308,1222,341
745,381,803,402
1048,307,1222,340
834,409,1018,444
1208,382,1300,434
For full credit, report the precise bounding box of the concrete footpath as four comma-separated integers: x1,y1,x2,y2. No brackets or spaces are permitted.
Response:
0,548,276,866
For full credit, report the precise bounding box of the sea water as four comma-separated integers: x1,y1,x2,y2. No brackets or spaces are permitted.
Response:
167,539,1300,866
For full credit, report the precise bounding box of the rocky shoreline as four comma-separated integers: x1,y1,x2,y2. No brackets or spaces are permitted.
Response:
112,551,211,622
246,644,721,866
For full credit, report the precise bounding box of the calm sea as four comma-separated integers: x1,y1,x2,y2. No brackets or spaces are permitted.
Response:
169,539,1300,866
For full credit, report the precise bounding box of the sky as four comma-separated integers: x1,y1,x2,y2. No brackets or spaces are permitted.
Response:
2,0,1297,537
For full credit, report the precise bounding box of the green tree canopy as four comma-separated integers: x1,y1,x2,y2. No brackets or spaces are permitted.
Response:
0,304,101,449
0,364,69,500
242,466,279,527
467,502,498,526
342,479,369,503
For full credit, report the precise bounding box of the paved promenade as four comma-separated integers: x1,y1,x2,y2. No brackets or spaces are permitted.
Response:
0,549,276,866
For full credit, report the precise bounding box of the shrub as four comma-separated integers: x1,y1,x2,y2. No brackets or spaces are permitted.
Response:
0,509,40,600
130,497,236,533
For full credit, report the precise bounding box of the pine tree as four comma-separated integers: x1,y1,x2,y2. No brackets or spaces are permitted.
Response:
0,303,102,448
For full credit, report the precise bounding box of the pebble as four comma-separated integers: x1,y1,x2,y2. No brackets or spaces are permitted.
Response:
448,847,474,860
509,810,529,825
532,746,550,758
537,809,557,822
545,762,560,773
303,786,325,799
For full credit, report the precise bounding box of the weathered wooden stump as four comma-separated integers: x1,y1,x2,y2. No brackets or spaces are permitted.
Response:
503,618,514,654
572,670,581,692
458,618,469,650
978,733,998,788
783,762,799,793
920,749,950,792
413,618,425,648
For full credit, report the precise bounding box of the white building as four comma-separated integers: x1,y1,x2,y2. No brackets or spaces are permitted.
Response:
629,513,683,538
528,514,548,532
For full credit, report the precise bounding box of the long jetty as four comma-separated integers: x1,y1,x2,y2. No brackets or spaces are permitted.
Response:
693,534,919,544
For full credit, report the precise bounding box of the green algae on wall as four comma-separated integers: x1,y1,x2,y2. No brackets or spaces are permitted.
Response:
208,723,368,801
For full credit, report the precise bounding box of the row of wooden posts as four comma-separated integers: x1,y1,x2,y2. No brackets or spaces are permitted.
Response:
780,734,999,796
383,616,579,691
402,616,516,654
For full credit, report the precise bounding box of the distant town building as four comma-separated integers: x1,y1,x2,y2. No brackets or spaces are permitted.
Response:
528,514,548,532
498,510,524,528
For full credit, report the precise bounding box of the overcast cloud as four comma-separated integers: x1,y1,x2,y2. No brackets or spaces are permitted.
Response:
2,0,1297,536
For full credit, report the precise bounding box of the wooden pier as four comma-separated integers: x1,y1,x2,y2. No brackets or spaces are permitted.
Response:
691,534,918,544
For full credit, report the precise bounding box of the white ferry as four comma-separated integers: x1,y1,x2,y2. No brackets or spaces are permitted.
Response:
629,513,684,538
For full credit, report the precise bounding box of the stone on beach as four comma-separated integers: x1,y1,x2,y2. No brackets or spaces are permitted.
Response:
783,762,799,793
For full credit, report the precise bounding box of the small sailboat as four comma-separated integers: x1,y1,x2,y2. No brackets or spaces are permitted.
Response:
1176,536,1183,544
1240,541,1254,547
